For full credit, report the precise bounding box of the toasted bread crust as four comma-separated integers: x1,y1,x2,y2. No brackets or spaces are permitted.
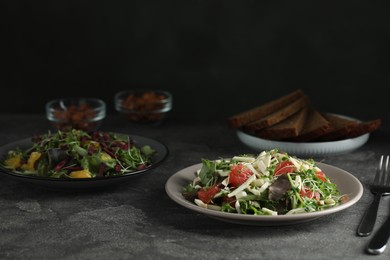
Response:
227,89,306,128
339,119,382,139
243,95,309,132
255,107,308,140
286,108,332,142
314,113,359,141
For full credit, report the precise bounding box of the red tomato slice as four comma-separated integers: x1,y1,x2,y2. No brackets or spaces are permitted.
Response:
316,171,327,182
229,164,252,187
274,160,295,176
300,186,320,200
197,184,221,204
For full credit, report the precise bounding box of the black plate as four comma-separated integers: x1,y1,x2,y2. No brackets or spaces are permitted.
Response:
0,134,168,190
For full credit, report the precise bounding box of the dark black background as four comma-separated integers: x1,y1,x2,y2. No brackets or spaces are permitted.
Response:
1,1,389,123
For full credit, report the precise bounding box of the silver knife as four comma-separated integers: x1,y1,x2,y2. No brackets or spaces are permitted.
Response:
366,207,390,255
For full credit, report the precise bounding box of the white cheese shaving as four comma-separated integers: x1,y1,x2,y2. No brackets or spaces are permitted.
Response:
235,191,247,199
228,174,256,198
259,181,271,193
261,153,271,167
207,204,222,211
286,208,306,215
235,200,241,213
194,199,207,208
254,153,271,176
194,199,222,211
252,178,265,187
247,186,261,196
262,207,278,215
255,160,267,175
221,177,230,187
216,169,230,177
288,157,301,172
245,163,260,177
294,175,302,190
232,156,255,163
192,176,201,185
251,201,260,208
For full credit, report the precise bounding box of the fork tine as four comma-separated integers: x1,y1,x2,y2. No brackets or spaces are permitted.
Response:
374,155,384,186
385,155,390,186
379,155,388,185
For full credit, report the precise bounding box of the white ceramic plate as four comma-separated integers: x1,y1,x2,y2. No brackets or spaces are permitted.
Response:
165,162,363,226
236,129,369,157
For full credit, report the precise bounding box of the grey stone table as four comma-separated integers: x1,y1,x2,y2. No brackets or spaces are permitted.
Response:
0,114,389,259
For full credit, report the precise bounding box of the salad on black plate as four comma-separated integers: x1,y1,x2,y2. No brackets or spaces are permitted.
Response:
0,129,155,179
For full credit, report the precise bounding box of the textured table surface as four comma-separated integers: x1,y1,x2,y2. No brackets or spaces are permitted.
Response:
0,114,389,259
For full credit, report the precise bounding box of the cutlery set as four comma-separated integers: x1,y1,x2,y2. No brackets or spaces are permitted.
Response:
357,155,390,255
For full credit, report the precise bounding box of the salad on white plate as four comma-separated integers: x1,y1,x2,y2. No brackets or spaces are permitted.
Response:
182,149,344,215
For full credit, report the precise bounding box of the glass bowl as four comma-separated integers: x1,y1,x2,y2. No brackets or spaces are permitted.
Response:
114,89,172,124
46,98,106,132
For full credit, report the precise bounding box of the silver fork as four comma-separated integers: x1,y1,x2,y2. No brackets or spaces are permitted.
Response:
357,155,390,237
365,155,390,255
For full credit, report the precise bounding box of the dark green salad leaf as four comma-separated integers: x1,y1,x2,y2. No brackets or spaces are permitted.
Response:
1,129,155,178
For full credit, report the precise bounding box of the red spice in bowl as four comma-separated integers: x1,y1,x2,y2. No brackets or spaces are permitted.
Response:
46,98,106,132
115,90,172,124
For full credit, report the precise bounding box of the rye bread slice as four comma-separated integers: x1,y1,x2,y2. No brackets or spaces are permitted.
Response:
338,119,382,139
287,108,332,142
314,113,359,141
227,89,306,129
243,95,309,133
255,107,309,140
